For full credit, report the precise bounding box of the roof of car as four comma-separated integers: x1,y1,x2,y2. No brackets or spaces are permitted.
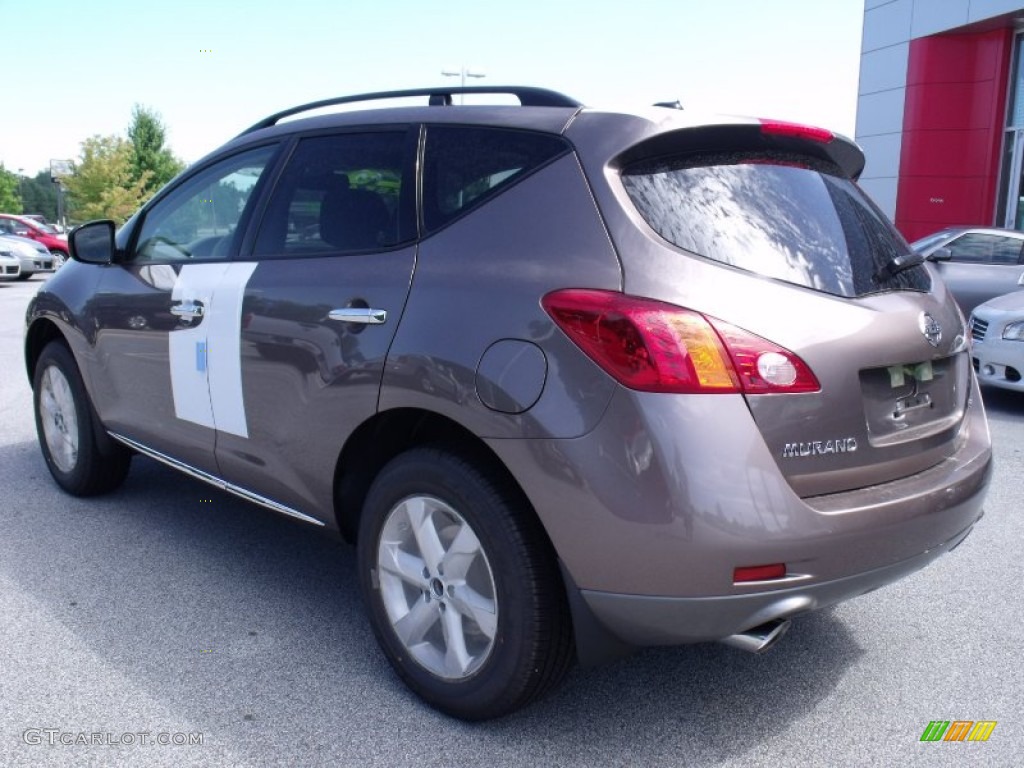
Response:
933,226,1024,238
239,86,584,133
185,86,865,181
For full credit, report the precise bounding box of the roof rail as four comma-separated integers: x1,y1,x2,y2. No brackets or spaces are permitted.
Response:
240,86,583,135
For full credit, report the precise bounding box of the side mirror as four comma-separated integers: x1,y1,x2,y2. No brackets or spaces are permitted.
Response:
69,220,116,264
927,246,952,262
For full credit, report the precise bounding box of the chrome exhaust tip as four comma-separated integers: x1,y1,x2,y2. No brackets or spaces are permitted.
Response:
720,618,791,654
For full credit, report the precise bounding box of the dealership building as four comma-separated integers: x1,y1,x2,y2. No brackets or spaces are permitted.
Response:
857,0,1024,240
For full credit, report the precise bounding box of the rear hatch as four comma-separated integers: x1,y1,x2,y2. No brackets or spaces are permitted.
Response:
609,121,971,497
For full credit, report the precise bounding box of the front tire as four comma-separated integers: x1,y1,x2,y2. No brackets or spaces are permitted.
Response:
358,447,573,720
33,341,131,495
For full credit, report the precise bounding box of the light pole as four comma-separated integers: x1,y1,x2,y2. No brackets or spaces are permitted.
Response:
50,159,72,231
441,66,485,103
16,168,25,208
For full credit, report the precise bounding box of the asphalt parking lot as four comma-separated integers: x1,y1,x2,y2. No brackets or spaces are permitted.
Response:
1,275,1022,768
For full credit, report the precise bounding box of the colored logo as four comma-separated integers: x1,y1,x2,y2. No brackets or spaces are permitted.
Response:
920,720,996,742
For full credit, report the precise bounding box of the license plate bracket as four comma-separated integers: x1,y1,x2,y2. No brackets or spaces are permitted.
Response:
887,361,933,389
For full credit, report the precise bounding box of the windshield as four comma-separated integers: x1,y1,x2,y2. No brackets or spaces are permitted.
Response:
622,153,930,299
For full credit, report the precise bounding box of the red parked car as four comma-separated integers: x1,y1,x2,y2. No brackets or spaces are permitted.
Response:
0,214,69,265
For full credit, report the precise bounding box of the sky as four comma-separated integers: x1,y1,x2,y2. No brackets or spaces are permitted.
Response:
0,0,865,176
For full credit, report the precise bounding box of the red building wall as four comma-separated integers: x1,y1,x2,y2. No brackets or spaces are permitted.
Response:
894,28,1013,242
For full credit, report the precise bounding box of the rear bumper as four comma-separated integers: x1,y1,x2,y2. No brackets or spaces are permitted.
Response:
581,516,979,645
488,373,992,648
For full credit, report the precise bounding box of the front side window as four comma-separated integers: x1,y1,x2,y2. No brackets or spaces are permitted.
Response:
254,131,410,256
622,152,931,298
422,126,570,233
947,233,1023,264
133,145,276,263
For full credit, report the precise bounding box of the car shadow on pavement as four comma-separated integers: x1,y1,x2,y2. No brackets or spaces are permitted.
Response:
487,610,860,765
1,442,862,766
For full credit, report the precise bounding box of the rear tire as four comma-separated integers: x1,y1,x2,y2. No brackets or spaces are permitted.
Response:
33,341,131,495
357,447,574,720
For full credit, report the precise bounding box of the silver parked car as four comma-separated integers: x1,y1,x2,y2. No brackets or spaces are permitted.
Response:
26,87,992,720
969,290,1024,393
0,234,55,279
0,248,21,280
911,226,1024,316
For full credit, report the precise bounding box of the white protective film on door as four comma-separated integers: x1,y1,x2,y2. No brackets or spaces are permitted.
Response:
169,262,258,436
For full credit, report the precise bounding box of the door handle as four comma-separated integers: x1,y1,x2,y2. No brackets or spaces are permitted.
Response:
328,308,387,325
170,301,205,319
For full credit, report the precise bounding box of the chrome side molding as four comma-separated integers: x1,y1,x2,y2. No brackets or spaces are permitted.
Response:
108,432,325,527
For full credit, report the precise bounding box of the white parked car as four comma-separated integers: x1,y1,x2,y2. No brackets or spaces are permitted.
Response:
969,291,1024,393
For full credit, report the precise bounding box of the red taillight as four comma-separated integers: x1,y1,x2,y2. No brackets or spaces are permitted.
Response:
759,118,834,144
734,563,787,583
713,321,820,394
541,289,819,395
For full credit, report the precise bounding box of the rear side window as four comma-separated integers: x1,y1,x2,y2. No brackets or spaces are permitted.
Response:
621,153,930,298
422,126,569,233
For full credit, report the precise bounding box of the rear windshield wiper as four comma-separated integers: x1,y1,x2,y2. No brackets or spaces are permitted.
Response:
875,251,925,281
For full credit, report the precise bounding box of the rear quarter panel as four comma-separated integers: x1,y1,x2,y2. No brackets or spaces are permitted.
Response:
379,152,622,439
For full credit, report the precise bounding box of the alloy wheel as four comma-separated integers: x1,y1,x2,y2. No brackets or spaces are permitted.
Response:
376,494,498,680
38,365,79,473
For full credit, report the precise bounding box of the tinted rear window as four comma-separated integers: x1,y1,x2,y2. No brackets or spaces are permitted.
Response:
422,126,569,233
622,153,930,298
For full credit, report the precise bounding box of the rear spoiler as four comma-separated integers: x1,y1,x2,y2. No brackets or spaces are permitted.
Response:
611,120,865,181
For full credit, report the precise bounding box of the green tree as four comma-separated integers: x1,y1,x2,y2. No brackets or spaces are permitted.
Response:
128,105,184,198
63,136,151,224
0,164,22,213
20,171,59,221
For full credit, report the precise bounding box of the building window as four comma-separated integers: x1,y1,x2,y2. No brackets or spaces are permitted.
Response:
997,35,1024,230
